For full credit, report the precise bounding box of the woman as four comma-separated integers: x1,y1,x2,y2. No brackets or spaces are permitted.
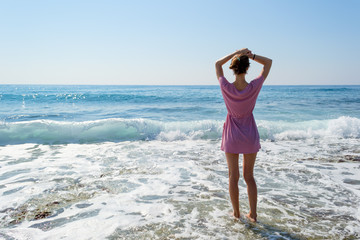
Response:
215,48,272,222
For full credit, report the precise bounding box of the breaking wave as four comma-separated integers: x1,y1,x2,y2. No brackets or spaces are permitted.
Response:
0,116,359,144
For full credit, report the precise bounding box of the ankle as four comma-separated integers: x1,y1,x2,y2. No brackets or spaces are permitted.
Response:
249,212,257,218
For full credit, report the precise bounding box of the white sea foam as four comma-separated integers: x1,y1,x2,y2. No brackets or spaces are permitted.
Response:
0,138,359,239
258,116,360,140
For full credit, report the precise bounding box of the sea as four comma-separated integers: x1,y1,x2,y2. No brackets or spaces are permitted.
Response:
0,84,359,240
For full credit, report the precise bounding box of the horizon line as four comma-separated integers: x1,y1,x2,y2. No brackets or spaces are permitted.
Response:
1,83,359,87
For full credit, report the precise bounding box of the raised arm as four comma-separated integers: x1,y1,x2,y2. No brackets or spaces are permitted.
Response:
215,48,250,79
247,53,272,81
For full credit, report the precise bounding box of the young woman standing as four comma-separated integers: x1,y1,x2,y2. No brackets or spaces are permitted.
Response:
215,48,272,222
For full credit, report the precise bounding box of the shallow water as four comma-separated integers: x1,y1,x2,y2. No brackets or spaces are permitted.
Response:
0,139,359,239
0,85,359,239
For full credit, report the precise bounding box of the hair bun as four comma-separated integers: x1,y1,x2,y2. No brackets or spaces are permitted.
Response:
229,55,249,75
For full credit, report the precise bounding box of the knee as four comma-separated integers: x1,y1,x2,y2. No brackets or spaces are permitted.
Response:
229,171,240,183
243,173,255,184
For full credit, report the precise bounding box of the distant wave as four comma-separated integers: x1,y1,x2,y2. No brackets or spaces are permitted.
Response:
0,116,359,145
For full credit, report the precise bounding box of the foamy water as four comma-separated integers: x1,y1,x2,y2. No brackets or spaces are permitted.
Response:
0,138,359,239
0,85,359,239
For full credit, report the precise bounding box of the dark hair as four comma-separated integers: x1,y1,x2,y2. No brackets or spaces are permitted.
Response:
229,55,249,75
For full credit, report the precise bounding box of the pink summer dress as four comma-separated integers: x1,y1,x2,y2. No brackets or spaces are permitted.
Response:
219,75,265,154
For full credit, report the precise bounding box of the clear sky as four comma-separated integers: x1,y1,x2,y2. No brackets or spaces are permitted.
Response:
0,0,359,85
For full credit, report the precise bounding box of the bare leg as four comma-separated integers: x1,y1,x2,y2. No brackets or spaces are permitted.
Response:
243,152,257,222
225,152,240,219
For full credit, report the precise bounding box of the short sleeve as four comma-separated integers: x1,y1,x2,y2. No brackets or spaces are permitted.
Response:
250,75,265,89
218,76,230,87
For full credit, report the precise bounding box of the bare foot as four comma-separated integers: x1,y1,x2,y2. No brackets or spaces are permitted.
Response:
229,211,240,219
245,213,257,223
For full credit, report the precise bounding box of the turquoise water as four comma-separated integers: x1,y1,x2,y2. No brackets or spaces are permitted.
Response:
0,85,359,144
1,85,359,122
0,84,359,239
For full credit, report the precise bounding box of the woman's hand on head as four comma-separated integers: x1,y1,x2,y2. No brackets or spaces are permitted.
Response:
246,51,254,59
236,48,252,56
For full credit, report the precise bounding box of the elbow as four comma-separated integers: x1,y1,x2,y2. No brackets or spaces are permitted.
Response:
215,61,222,71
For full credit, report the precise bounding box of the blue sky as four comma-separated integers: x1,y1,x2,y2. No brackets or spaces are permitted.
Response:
0,0,359,85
